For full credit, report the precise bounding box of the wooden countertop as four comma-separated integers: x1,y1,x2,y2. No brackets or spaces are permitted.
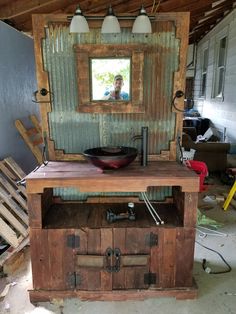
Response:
25,161,199,193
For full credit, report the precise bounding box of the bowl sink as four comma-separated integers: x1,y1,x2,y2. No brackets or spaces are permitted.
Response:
83,146,138,170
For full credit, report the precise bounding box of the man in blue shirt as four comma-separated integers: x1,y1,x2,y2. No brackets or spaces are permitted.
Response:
103,74,129,100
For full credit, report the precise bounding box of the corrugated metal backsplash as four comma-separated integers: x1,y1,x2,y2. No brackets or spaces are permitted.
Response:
43,22,179,200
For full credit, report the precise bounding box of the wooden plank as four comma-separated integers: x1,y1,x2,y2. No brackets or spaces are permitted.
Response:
25,161,199,194
15,119,43,164
100,228,112,291
150,227,160,288
0,187,28,225
87,229,101,290
122,255,149,266
4,156,26,179
29,115,42,134
0,218,20,248
125,228,150,254
27,191,53,229
175,228,195,287
0,236,29,267
30,229,51,290
47,229,74,290
0,203,28,237
0,174,27,211
159,228,176,288
183,192,198,227
113,228,150,290
29,284,198,303
77,255,104,268
112,228,126,290
0,0,66,19
0,162,26,197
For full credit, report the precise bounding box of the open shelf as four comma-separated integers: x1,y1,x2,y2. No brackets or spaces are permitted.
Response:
42,202,183,229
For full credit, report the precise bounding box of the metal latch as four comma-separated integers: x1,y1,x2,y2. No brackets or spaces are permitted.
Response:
67,234,80,248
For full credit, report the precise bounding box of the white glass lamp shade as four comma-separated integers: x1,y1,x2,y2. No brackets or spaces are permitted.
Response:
69,6,90,33
101,6,121,33
132,6,152,34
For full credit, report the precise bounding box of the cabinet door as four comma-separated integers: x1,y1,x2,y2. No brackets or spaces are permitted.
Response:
112,228,153,290
75,227,156,291
30,229,75,290
75,228,113,291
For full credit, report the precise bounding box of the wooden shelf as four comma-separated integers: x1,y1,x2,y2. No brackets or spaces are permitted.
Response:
26,161,199,301
43,202,182,229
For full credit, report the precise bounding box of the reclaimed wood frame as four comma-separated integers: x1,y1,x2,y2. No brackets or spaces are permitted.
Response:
25,161,199,302
32,12,189,161
75,44,145,114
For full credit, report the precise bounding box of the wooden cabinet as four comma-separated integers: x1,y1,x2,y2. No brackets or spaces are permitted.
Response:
26,161,199,302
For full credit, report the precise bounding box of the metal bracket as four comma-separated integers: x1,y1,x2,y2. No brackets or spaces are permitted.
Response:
144,272,157,285
146,232,158,247
67,272,82,288
67,234,80,248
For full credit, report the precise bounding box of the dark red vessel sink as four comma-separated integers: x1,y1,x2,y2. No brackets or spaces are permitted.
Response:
83,146,138,170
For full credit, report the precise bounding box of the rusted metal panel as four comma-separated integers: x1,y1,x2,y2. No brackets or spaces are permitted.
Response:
43,22,180,200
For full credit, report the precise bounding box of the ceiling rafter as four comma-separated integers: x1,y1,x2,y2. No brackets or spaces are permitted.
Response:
0,0,235,44
0,0,79,19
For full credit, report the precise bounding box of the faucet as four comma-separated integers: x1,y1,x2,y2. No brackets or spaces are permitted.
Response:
132,126,149,166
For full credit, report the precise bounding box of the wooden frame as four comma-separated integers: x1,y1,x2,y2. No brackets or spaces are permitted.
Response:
26,161,198,302
31,13,190,160
75,44,145,114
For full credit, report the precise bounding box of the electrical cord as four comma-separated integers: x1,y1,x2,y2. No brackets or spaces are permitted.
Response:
196,240,232,274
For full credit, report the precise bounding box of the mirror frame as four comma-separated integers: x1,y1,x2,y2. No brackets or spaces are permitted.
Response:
75,44,145,113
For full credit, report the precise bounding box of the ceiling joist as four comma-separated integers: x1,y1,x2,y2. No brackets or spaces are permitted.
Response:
0,0,235,44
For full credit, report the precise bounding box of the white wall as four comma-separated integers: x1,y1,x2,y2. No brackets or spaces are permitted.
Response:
0,21,40,173
194,9,236,142
186,44,196,78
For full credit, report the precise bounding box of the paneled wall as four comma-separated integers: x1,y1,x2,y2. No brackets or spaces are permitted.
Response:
194,9,236,142
33,13,189,200
43,24,179,155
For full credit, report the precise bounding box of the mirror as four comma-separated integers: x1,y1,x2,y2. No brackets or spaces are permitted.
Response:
75,44,146,113
90,58,131,101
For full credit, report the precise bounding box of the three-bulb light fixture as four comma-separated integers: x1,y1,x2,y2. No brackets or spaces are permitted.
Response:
69,4,153,34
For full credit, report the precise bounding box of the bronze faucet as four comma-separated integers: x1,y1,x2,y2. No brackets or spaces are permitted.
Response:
132,126,149,166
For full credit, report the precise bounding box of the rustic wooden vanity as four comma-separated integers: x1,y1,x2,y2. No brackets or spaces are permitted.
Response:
26,161,199,302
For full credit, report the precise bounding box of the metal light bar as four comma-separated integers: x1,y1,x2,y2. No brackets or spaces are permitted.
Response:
67,15,156,21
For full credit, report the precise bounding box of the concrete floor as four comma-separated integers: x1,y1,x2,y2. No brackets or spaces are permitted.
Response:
1,176,236,314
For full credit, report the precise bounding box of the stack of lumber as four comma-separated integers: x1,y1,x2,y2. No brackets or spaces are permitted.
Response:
0,157,29,266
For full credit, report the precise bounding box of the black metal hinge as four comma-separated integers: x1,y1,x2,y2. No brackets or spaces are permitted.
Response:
144,272,157,285
146,232,158,247
67,272,82,288
67,234,80,248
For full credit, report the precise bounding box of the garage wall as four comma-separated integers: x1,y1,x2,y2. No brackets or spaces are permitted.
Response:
194,9,236,142
0,21,40,173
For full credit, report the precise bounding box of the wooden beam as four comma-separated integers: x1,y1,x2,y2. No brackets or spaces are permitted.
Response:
0,0,78,19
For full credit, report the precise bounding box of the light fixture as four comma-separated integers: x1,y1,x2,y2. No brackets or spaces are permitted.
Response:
69,4,153,34
132,5,152,33
101,5,121,33
69,5,90,33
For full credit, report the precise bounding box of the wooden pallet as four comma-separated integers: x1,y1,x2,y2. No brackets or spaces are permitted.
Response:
15,115,43,164
0,157,28,252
